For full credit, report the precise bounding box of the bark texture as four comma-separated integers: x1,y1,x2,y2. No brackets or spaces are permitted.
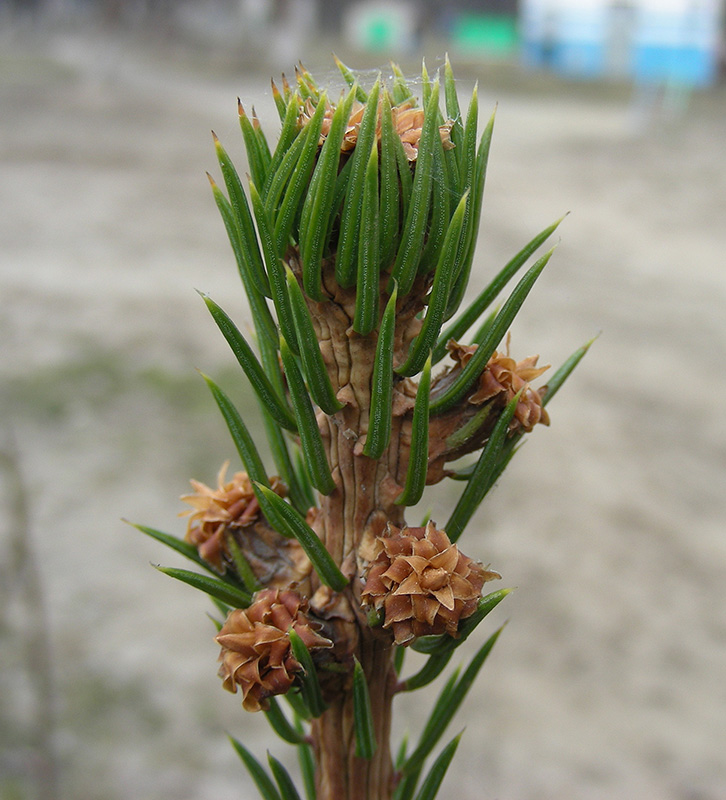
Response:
292,257,514,798
302,259,414,799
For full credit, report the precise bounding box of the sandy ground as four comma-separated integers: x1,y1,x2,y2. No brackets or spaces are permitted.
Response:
1,20,726,800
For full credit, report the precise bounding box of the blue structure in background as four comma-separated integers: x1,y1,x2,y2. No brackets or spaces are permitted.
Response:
634,7,720,85
520,1,724,87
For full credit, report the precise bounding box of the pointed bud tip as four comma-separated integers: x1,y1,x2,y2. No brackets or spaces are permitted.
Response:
584,332,601,350
552,211,571,228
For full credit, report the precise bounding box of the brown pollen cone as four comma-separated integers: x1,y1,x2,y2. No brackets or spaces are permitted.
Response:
180,463,309,588
426,339,552,485
361,522,500,645
298,95,454,160
448,338,551,433
216,588,332,712
180,461,273,569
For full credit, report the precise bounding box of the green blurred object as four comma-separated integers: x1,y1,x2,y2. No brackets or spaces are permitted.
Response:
367,16,394,50
452,14,518,56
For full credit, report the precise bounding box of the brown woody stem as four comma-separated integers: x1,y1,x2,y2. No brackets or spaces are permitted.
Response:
298,257,506,797
298,259,417,799
311,635,397,799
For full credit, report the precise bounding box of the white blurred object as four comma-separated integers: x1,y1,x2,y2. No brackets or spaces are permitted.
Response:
239,0,317,68
343,0,418,53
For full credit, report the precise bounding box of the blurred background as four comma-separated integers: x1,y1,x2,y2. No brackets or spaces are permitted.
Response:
2,1,725,799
